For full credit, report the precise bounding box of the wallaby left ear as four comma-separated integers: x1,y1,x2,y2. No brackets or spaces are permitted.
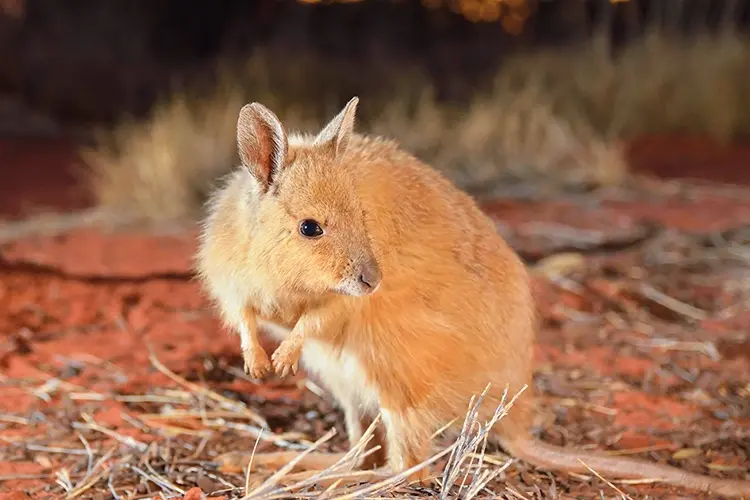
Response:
236,102,288,192
313,96,359,156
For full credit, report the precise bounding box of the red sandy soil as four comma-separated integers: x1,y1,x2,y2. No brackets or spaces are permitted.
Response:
0,137,93,220
1,135,749,498
627,134,750,186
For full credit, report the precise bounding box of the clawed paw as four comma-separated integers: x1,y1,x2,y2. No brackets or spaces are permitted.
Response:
271,341,302,378
243,348,271,379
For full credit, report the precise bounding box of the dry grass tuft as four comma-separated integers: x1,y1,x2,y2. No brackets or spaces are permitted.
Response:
81,82,245,225
80,29,750,226
82,62,626,226
79,51,368,226
2,347,527,498
372,82,627,196
501,30,750,143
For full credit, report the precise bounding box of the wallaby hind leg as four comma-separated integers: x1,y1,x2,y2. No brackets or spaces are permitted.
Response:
329,383,387,470
380,407,433,486
355,412,387,470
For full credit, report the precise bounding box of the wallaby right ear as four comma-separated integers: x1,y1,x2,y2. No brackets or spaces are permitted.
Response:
237,103,288,191
313,96,359,156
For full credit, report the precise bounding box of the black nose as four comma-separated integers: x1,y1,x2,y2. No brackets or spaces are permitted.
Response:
358,261,382,290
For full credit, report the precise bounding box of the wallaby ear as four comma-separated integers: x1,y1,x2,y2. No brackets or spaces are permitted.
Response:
313,96,359,156
237,102,288,191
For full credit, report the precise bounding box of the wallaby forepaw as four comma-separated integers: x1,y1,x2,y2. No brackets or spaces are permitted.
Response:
243,347,271,379
271,340,302,378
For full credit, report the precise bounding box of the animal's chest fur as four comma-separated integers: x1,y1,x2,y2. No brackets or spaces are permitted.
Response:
258,319,380,415
251,293,305,329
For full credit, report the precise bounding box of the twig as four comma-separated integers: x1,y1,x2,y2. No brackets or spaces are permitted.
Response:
0,473,68,481
245,428,264,496
505,484,531,500
148,347,268,428
638,283,709,321
264,416,384,497
430,417,459,440
70,392,193,404
328,444,458,500
145,460,185,496
0,414,32,425
242,428,338,499
441,384,527,499
55,469,73,493
108,465,121,500
130,465,184,495
577,458,634,500
76,432,94,486
9,442,90,456
65,468,110,499
464,462,512,500
220,422,308,449
613,478,665,485
636,337,720,361
77,413,148,452
139,410,271,421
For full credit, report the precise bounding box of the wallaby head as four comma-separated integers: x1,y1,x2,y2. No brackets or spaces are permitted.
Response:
236,96,381,298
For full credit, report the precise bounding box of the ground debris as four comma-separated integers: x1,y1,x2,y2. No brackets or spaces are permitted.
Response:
1,181,749,499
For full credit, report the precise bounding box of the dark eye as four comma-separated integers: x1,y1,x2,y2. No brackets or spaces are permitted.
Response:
299,219,324,238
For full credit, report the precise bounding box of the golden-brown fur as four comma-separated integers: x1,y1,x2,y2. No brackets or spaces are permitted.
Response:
196,98,750,497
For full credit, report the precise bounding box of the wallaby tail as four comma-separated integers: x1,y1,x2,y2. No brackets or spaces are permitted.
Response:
500,436,750,499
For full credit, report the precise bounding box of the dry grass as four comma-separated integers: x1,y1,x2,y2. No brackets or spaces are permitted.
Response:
80,51,378,226
372,82,628,196
80,65,626,227
80,29,750,226
502,30,750,143
81,81,245,226
1,348,527,499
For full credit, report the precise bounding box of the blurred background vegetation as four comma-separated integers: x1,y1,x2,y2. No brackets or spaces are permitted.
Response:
1,0,749,224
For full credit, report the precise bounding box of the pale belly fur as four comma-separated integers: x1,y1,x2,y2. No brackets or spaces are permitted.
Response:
258,319,381,417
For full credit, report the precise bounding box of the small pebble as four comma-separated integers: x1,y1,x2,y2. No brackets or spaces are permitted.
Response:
713,410,729,420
